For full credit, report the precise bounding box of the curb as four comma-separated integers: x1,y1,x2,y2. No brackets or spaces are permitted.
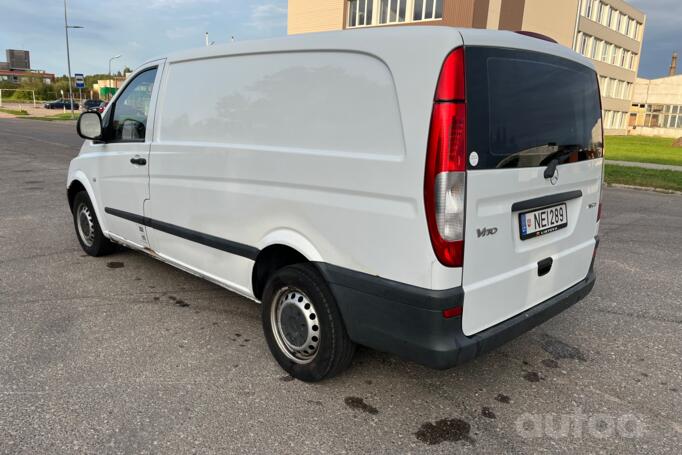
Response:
605,160,682,172
606,183,682,195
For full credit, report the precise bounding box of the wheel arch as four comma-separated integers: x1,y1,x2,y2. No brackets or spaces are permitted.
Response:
252,230,324,301
67,173,107,233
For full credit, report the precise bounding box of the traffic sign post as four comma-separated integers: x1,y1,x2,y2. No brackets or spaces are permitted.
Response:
75,73,85,108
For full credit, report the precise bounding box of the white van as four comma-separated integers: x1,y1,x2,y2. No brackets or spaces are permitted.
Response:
68,27,603,381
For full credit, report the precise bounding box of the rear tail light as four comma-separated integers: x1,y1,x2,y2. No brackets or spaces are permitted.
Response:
424,48,467,267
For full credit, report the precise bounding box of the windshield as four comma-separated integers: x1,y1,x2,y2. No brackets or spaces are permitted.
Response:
466,47,603,170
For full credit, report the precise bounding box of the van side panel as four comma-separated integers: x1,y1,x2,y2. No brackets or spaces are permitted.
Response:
147,43,458,293
159,52,405,157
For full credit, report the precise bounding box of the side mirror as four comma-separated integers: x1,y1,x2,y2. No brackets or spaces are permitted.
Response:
77,111,103,140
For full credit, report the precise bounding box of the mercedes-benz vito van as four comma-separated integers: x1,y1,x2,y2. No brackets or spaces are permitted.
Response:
68,27,603,382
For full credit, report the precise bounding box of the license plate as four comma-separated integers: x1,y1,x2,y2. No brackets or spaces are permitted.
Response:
519,203,567,240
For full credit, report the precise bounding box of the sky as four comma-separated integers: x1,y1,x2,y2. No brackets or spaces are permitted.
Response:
0,0,679,79
0,0,288,76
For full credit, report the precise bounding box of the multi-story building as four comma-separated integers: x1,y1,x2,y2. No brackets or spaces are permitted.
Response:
0,49,55,85
627,53,681,138
288,0,646,135
629,78,682,138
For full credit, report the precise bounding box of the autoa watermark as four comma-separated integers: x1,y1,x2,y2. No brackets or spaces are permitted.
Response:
515,408,645,439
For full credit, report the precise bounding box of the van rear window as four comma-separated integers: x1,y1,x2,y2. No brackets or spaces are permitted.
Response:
466,47,603,170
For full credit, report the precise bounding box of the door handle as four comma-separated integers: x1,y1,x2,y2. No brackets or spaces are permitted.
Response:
130,157,147,166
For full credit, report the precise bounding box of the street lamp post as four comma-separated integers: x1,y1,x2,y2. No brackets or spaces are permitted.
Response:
63,0,83,119
108,55,121,100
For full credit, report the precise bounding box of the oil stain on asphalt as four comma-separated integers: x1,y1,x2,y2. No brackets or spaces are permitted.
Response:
523,371,543,382
541,333,587,361
106,261,124,269
415,418,473,445
481,407,496,419
495,393,511,404
344,396,379,415
542,358,559,368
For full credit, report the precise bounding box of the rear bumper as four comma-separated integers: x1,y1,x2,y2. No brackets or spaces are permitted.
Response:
316,263,596,370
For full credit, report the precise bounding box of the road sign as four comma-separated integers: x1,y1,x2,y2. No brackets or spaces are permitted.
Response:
74,73,85,89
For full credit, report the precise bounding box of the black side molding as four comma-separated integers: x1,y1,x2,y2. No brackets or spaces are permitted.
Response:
104,207,260,260
511,190,583,213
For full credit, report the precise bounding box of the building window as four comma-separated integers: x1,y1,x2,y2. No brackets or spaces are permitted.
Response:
579,33,588,55
412,0,442,21
606,6,614,28
348,0,373,27
595,1,604,23
643,104,682,129
347,0,442,28
584,0,594,19
590,37,598,58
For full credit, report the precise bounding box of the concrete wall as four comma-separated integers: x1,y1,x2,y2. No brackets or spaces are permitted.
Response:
629,75,682,138
629,127,682,139
520,0,580,47
633,75,682,105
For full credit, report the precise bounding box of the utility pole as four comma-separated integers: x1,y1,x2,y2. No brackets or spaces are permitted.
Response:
63,0,82,119
108,54,121,100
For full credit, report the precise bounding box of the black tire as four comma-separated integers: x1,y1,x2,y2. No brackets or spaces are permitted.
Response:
262,263,356,382
72,191,115,256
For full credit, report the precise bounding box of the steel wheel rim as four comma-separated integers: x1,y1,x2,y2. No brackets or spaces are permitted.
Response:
270,287,320,364
76,202,95,247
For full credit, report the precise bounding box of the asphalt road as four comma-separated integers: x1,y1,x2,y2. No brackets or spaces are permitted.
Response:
0,118,680,454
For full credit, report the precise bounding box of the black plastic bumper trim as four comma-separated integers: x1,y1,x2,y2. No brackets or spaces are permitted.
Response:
316,262,596,370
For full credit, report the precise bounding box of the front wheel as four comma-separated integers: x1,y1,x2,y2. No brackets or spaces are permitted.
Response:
262,263,356,382
72,191,115,256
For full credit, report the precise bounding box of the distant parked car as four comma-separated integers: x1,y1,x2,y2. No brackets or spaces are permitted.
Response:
82,99,104,112
96,101,108,113
44,99,80,110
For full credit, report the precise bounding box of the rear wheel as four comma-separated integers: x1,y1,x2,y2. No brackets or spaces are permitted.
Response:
72,191,115,256
262,263,355,382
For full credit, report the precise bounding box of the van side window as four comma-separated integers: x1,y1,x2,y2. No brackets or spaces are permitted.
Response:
109,68,157,142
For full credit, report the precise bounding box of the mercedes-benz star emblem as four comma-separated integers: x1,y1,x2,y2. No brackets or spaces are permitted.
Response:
550,169,559,185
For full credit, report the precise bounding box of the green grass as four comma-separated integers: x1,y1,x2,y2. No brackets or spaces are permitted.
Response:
0,107,28,115
20,113,76,121
605,164,682,192
605,136,682,167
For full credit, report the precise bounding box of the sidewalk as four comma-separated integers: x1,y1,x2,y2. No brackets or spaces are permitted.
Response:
607,159,682,172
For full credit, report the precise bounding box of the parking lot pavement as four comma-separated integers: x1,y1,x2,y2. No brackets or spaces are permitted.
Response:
0,118,680,454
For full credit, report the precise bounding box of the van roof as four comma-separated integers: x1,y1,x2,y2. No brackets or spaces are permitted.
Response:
140,26,593,72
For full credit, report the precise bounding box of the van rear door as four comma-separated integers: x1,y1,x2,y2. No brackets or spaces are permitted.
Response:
460,45,603,336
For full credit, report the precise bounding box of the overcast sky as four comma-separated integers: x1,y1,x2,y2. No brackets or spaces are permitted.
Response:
0,0,678,79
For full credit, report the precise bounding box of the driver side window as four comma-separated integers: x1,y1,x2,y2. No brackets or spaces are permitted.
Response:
109,67,157,142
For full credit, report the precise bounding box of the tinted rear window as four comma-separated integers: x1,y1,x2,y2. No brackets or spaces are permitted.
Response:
466,47,603,170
